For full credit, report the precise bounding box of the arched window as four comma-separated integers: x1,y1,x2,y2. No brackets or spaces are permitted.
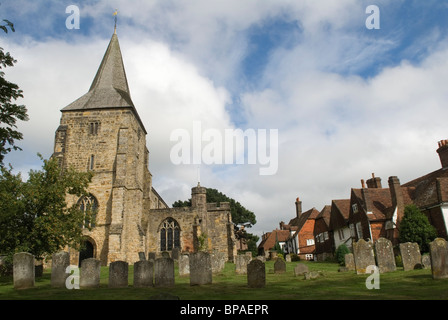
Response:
159,218,180,251
78,194,98,229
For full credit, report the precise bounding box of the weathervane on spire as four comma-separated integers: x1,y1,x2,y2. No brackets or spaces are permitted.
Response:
113,9,118,33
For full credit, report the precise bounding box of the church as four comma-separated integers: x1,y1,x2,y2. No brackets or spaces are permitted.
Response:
51,28,237,266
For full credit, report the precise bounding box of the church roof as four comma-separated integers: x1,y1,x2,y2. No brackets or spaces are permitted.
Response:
62,31,147,133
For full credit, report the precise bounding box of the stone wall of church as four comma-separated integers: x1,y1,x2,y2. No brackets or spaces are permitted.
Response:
54,108,151,265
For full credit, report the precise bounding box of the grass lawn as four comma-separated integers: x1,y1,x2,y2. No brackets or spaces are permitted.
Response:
1,260,447,300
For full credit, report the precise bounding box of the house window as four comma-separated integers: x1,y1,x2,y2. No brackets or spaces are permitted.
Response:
306,239,315,246
324,231,329,241
305,254,314,261
159,218,181,251
89,122,100,135
352,203,358,213
338,229,345,240
350,224,356,237
78,194,98,229
356,222,363,239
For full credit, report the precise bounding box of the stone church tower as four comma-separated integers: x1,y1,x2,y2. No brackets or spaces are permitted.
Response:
52,30,236,266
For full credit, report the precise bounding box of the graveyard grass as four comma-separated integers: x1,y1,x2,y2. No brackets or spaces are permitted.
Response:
1,260,448,300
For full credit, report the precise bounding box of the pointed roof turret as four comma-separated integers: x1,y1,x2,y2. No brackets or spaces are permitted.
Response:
62,31,146,133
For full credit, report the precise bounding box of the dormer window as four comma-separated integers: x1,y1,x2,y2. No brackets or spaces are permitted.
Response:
352,203,358,213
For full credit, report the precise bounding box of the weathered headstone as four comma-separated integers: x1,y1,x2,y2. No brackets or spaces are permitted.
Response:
294,263,309,276
422,254,431,269
235,254,251,275
344,253,355,271
161,251,170,258
353,239,375,274
375,237,396,273
171,248,180,260
211,251,226,274
154,257,175,287
80,258,101,288
51,251,70,288
178,254,190,276
274,258,286,274
430,238,448,279
285,254,291,262
399,242,422,271
256,256,266,263
247,259,265,288
148,252,156,261
269,251,277,260
133,260,153,287
190,251,212,286
13,252,35,290
109,261,128,288
138,252,146,261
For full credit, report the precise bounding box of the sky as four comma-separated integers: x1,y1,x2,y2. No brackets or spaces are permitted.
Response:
2,0,448,242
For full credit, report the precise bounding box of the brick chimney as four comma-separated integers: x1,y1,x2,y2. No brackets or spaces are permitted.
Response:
437,140,448,169
295,197,302,218
366,173,382,188
388,176,404,226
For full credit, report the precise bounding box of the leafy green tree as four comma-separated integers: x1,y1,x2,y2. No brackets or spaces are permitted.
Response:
335,244,350,266
399,204,437,253
0,19,29,165
0,156,93,259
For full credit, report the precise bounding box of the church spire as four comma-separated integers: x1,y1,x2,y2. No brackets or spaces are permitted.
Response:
62,31,134,112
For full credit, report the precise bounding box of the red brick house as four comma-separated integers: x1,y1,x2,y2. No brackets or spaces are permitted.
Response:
328,199,352,250
348,174,415,245
257,229,290,258
402,139,448,238
284,198,320,260
314,205,332,261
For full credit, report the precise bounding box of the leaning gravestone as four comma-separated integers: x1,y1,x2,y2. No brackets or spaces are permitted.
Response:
190,251,212,285
274,258,286,274
80,258,101,288
247,259,265,288
344,253,355,271
138,252,146,261
178,254,190,276
375,237,396,273
294,263,309,276
13,252,35,290
134,260,153,287
235,254,251,275
109,261,128,288
400,242,422,271
353,239,376,274
430,238,448,279
154,257,175,287
51,251,70,288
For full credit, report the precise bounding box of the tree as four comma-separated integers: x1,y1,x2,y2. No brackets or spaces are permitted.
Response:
0,156,94,259
399,204,437,253
0,19,29,165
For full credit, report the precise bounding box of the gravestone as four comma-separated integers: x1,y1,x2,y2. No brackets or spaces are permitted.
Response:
211,251,226,274
190,251,212,286
274,258,286,274
375,237,396,273
178,254,190,276
109,261,128,288
285,254,291,262
269,251,277,260
172,248,180,260
353,239,375,274
399,242,422,271
430,238,448,279
80,258,101,288
247,259,265,288
256,256,266,263
133,260,153,287
344,253,355,271
13,252,35,290
148,252,156,261
294,263,309,276
138,252,146,261
154,257,175,287
422,254,431,269
51,251,70,288
161,251,170,258
235,254,251,274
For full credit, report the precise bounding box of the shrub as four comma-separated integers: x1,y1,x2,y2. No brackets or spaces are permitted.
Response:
335,244,350,266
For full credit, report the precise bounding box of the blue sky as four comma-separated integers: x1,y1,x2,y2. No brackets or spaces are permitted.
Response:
3,0,448,238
